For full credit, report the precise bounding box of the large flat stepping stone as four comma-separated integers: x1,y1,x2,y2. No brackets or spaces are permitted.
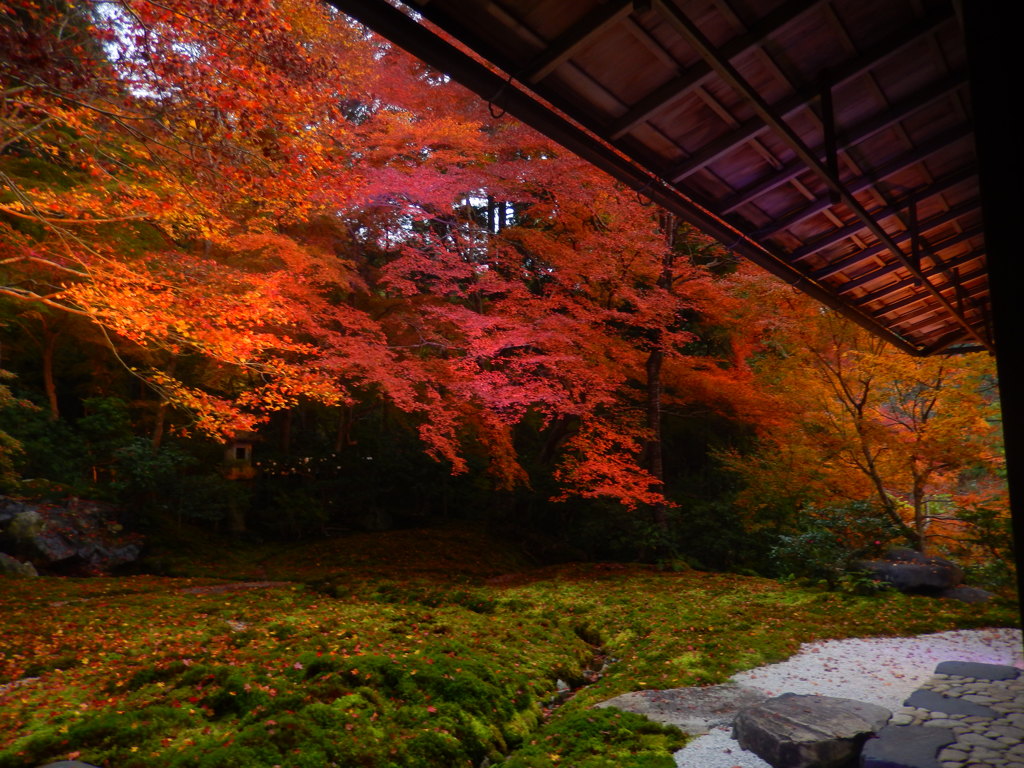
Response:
903,688,998,718
859,725,956,768
733,693,891,768
934,660,1022,681
596,682,769,733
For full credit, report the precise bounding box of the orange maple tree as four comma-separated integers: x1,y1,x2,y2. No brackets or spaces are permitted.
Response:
2,0,777,514
723,273,1004,552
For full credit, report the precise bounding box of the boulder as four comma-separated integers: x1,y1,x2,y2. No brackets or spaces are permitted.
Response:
732,693,890,768
0,551,37,578
6,509,44,541
939,585,995,604
855,550,963,595
0,495,143,574
0,496,28,526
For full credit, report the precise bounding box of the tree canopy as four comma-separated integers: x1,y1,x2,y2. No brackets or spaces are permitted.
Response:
0,0,1008,576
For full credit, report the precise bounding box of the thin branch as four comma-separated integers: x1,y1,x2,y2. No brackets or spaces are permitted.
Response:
0,203,150,225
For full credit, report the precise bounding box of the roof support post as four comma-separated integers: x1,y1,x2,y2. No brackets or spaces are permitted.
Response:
959,1,1021,616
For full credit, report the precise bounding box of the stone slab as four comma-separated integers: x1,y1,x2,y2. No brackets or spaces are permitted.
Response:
934,660,1022,680
860,725,956,768
904,688,998,718
734,693,890,768
597,682,769,733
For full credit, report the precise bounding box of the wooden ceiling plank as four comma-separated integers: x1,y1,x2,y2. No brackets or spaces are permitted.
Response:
668,5,957,181
791,196,978,264
752,144,974,239
720,71,967,213
656,0,988,349
694,84,783,169
866,259,986,315
622,16,678,69
831,225,982,292
524,0,636,84
609,0,822,140
920,330,980,355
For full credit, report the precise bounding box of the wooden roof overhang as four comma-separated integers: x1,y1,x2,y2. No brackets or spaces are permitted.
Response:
327,0,994,356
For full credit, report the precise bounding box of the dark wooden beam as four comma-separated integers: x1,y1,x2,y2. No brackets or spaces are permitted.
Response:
829,225,982,291
863,259,985,315
608,0,820,139
749,133,974,238
722,73,968,215
962,0,1024,620
524,0,635,84
920,329,979,356
843,247,987,305
652,0,993,351
792,197,979,265
665,5,957,182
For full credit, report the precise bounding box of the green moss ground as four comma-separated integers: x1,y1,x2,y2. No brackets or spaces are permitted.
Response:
1,525,1018,767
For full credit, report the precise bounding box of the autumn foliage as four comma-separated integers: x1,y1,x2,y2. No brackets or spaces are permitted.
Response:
0,0,1008,569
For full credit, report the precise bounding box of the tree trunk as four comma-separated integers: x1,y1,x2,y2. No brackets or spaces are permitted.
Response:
151,401,167,450
644,341,667,533
228,497,247,535
334,403,353,453
911,471,928,551
42,328,59,421
280,409,292,455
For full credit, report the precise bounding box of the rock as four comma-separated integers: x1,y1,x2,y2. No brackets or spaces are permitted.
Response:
596,682,770,734
0,496,28,526
6,509,44,541
904,689,998,719
855,550,963,595
0,495,143,574
0,551,37,577
861,725,957,768
32,530,78,562
732,693,890,768
939,585,995,603
934,661,1021,681
38,762,104,768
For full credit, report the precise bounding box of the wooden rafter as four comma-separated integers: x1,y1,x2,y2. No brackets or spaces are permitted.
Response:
651,0,992,351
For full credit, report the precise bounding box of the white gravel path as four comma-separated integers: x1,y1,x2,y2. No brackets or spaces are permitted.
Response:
674,627,1024,768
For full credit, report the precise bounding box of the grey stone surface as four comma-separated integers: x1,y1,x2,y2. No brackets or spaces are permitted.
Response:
856,550,964,595
733,693,890,768
860,725,956,768
871,663,1024,768
0,551,37,577
940,586,996,604
7,509,44,539
905,689,999,719
0,495,141,573
599,683,769,734
935,662,1021,681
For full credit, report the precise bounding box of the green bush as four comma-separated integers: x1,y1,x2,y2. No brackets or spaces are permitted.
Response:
769,501,901,589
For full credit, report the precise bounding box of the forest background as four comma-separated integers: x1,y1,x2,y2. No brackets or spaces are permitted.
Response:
0,0,1013,590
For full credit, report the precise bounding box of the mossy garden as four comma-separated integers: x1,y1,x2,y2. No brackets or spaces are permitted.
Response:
1,525,1017,768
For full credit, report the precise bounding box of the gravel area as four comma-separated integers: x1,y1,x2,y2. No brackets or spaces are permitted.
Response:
674,628,1023,768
